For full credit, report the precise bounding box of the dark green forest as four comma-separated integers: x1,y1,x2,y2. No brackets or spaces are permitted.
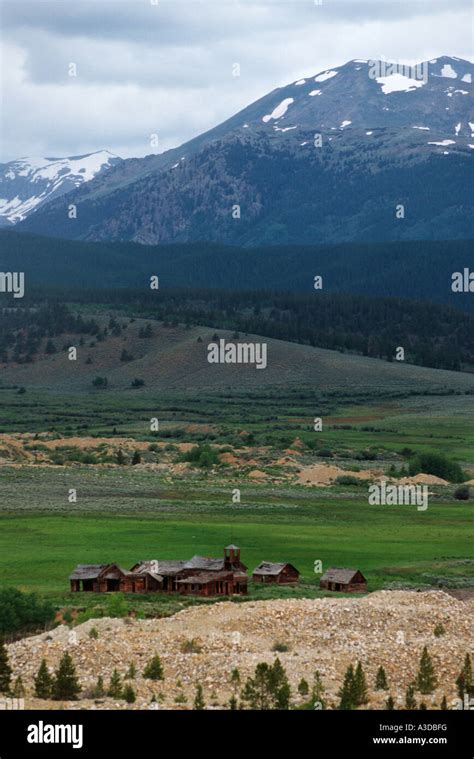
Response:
1,231,473,310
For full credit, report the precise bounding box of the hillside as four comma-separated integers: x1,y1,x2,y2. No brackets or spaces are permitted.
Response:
6,592,473,710
1,316,473,394
17,56,474,245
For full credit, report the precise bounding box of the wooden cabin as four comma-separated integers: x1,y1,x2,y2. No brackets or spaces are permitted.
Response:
130,560,187,592
319,567,367,593
69,563,147,593
252,561,300,584
177,571,248,597
182,545,247,575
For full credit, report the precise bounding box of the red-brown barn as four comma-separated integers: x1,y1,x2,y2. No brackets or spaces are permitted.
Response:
319,567,367,593
252,561,300,584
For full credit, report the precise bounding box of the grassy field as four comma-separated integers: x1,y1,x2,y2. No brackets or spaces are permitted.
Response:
0,465,472,612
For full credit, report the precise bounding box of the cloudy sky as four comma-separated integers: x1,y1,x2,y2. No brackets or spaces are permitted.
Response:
0,0,472,162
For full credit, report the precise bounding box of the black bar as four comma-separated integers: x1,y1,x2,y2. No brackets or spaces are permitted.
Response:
0,709,472,757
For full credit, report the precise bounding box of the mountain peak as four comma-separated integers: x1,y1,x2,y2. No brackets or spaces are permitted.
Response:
0,150,122,225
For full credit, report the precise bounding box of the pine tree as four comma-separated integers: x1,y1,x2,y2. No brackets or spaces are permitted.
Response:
229,694,238,710
12,676,25,698
385,695,395,710
354,661,369,705
193,684,205,710
230,667,240,686
241,662,272,710
456,653,473,700
416,646,437,694
125,662,136,680
269,658,291,710
298,678,309,696
52,652,81,700
338,665,357,710
143,655,164,681
34,659,53,699
405,683,417,710
93,675,105,698
107,669,123,698
117,449,126,465
419,702,427,710
131,451,141,465
440,695,448,710
311,670,327,710
375,665,388,691
241,659,290,710
0,640,12,694
123,684,136,704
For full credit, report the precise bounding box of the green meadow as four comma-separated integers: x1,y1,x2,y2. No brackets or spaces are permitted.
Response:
0,466,472,606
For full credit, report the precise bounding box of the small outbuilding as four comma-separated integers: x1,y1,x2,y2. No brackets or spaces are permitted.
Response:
69,563,142,593
252,561,300,585
319,567,367,593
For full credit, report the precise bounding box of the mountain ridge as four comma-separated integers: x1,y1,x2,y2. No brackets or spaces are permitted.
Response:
13,55,474,244
0,150,122,226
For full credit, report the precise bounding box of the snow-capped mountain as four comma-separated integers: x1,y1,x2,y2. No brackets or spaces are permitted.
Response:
18,56,473,245
0,150,122,225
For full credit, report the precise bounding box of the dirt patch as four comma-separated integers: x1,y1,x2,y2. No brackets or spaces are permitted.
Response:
296,463,383,486
247,469,268,480
399,474,449,486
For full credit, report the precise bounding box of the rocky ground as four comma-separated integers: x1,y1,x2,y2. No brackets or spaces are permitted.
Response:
7,591,473,710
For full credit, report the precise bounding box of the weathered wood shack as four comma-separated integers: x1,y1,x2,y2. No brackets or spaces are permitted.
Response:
177,571,248,597
319,567,367,593
130,560,187,592
69,563,149,593
252,561,300,584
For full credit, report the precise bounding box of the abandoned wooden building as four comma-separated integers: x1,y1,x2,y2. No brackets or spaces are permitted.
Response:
70,545,248,596
69,564,151,594
177,571,248,597
252,561,300,584
319,567,367,593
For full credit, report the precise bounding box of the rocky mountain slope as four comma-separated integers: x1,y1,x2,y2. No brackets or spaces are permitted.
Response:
17,56,474,245
7,591,472,710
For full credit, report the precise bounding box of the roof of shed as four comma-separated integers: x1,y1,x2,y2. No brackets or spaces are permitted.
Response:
252,561,294,576
320,567,365,584
69,564,106,580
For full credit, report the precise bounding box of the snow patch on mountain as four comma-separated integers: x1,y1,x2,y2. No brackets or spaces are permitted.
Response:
376,74,425,94
262,98,294,122
314,70,338,83
440,64,457,78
